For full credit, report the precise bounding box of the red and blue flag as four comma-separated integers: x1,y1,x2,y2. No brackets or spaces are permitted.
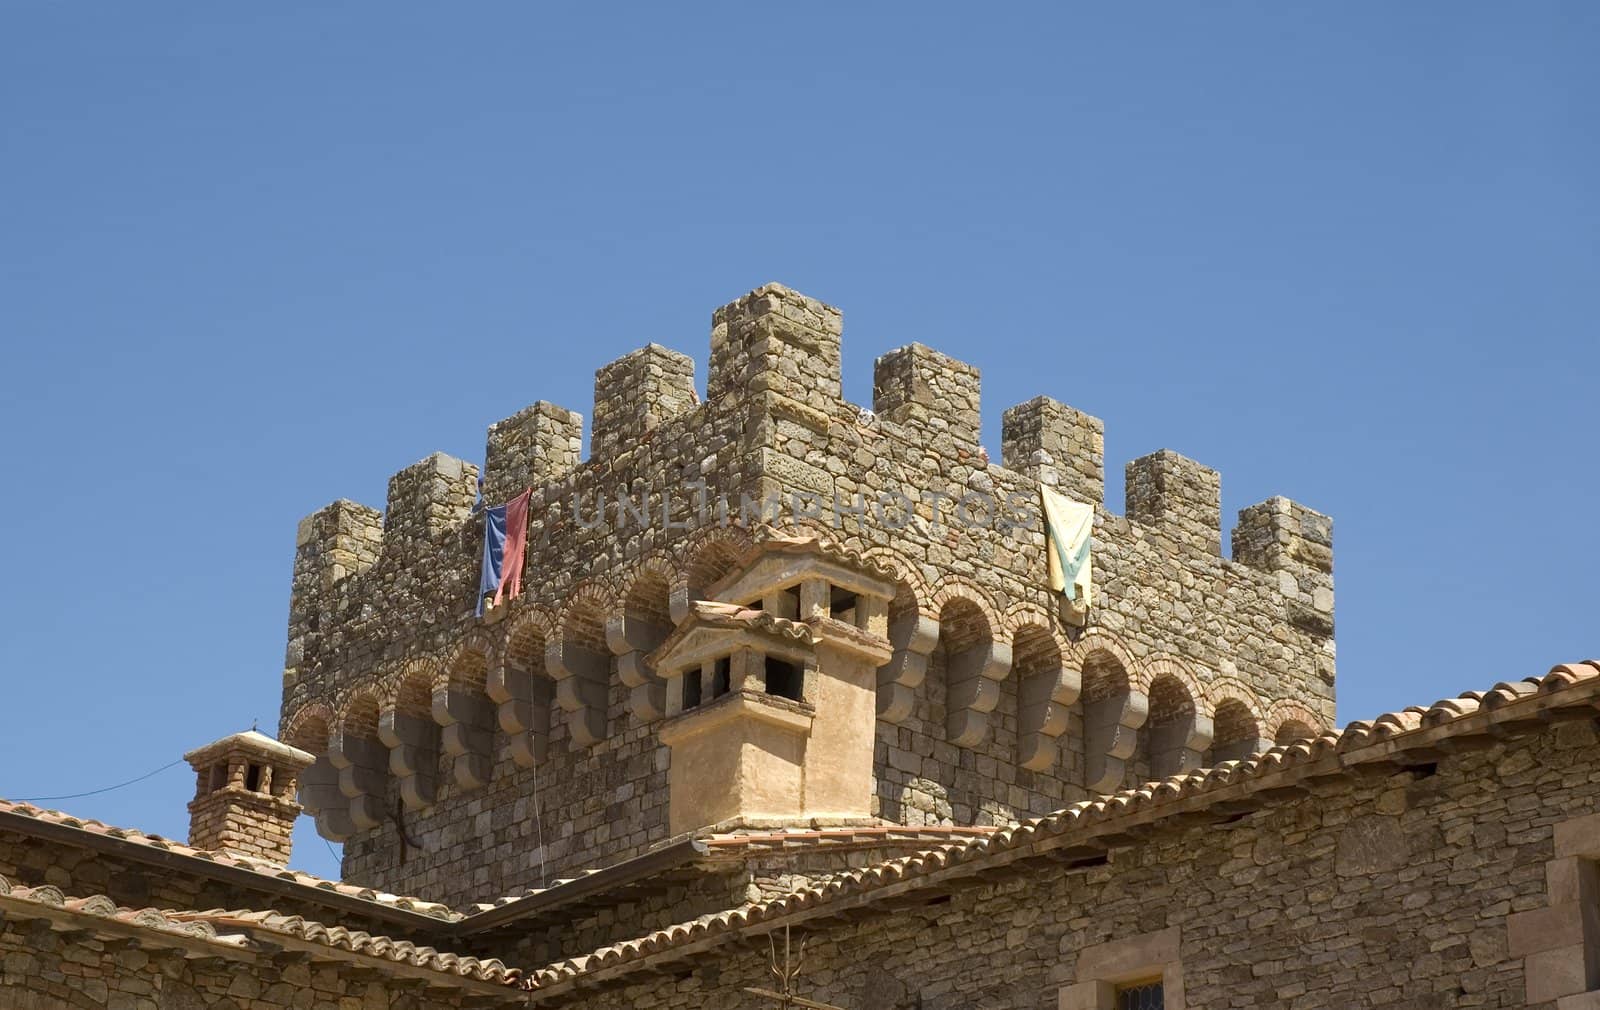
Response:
478,489,531,616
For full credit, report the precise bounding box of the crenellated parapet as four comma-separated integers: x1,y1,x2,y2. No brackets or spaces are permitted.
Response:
278,282,1335,906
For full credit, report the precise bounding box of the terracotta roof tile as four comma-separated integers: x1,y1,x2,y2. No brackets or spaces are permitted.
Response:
0,874,521,987
0,798,460,920
513,659,1600,994
701,825,998,850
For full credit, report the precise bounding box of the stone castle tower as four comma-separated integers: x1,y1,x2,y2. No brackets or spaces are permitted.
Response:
280,283,1335,906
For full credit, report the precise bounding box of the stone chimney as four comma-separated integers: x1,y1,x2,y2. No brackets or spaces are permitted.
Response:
184,730,314,864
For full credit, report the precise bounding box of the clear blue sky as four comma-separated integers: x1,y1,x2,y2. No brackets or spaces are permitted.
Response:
2,4,1594,882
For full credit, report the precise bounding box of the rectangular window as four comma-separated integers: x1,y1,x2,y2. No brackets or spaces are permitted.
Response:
712,656,731,698
682,670,702,710
765,657,803,702
1116,981,1164,1010
829,586,858,624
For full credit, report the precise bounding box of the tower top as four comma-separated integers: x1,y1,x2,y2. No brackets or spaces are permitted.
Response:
280,281,1334,905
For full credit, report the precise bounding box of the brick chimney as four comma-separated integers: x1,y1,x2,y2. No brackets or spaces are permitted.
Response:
184,730,314,864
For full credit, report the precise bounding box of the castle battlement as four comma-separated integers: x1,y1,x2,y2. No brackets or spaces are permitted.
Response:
280,282,1334,905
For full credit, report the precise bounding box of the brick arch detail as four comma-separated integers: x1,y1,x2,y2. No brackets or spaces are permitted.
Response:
334,686,384,735
280,701,335,751
927,579,1005,645
1140,655,1207,712
862,545,935,618
438,630,497,693
492,606,557,686
381,656,443,714
1202,676,1266,727
1069,628,1138,680
1264,697,1326,741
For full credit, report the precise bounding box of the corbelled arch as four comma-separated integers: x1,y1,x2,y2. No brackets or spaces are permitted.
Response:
1202,675,1265,721
1005,601,1078,772
674,525,755,621
867,547,937,724
280,701,333,752
281,702,344,842
1208,692,1268,765
1066,628,1138,681
490,607,556,767
929,581,1010,748
379,657,442,811
330,687,387,832
609,554,678,721
434,634,497,790
1265,698,1325,745
1077,632,1148,794
547,579,616,747
1141,657,1211,778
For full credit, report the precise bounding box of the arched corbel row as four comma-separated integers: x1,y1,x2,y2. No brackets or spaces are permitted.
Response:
609,556,676,721
1008,604,1080,772
490,610,554,767
933,586,1011,748
547,581,615,747
1079,639,1148,794
1144,657,1212,778
329,691,388,832
379,659,441,811
433,635,497,790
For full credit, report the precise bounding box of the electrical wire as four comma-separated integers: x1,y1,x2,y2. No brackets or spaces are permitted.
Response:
14,758,187,803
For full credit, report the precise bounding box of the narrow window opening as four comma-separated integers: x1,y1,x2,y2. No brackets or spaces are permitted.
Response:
1116,980,1164,1010
244,763,263,792
829,586,858,624
682,670,702,710
712,656,731,698
208,763,228,793
778,585,801,619
765,657,803,702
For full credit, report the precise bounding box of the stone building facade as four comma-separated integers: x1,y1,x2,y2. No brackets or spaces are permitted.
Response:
2,283,1596,1010
281,283,1336,907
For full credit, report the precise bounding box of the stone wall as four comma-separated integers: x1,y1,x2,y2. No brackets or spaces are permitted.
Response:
6,716,1595,1009
0,925,475,1010
0,832,452,941
281,283,1336,906
540,718,1600,1009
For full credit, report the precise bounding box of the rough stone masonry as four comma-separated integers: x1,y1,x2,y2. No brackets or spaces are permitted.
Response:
279,282,1336,907
1,282,1597,1010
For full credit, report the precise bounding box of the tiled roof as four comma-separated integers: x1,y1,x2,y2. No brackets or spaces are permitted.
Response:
683,600,815,641
701,824,999,852
0,873,523,996
703,528,903,601
5,659,1596,999
514,660,1600,996
0,874,247,950
172,908,519,984
457,825,1001,926
744,529,903,585
0,798,459,922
